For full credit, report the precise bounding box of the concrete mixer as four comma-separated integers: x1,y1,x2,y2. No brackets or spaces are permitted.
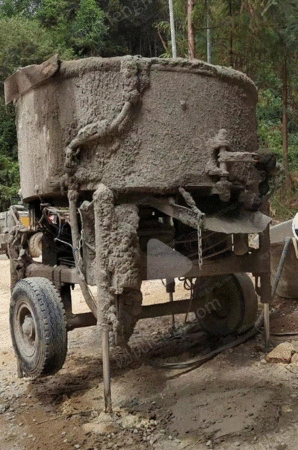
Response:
4,55,275,411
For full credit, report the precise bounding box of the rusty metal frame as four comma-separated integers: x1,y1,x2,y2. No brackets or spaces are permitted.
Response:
24,228,271,332
25,263,80,286
23,197,272,344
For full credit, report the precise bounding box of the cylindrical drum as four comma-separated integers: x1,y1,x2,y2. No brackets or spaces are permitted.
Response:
13,56,258,202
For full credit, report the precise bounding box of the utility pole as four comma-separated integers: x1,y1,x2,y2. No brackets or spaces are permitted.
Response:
206,0,211,63
169,0,177,58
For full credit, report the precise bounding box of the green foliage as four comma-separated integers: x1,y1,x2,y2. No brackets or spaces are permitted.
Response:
0,96,18,208
0,99,16,158
0,154,20,210
257,89,283,160
258,88,298,172
0,16,74,82
0,15,74,209
71,0,108,55
37,0,69,27
270,183,298,221
0,0,164,210
0,0,39,18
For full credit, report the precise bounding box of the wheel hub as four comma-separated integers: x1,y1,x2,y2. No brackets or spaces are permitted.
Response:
22,315,35,340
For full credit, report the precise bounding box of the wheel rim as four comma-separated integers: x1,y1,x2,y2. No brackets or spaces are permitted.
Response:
14,300,37,358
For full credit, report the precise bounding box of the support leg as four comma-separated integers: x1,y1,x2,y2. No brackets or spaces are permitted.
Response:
102,324,112,413
17,358,23,379
263,303,270,349
258,224,271,348
166,279,175,328
93,185,116,414
93,184,142,413
260,272,271,349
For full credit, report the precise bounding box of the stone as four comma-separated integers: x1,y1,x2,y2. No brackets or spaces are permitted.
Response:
83,421,120,436
266,342,295,364
0,404,8,414
291,353,298,364
281,405,292,413
119,414,137,429
98,412,114,423
290,340,298,353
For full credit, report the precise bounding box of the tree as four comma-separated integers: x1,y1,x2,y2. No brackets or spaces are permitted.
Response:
260,0,298,175
104,0,165,57
0,0,40,17
71,0,108,56
187,0,195,59
0,15,73,209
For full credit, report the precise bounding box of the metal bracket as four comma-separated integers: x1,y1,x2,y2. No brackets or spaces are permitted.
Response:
140,196,201,229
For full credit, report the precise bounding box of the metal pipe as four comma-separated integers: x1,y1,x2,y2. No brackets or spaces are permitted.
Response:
102,324,112,413
168,0,177,58
68,190,97,317
68,190,80,251
264,303,270,349
67,313,97,331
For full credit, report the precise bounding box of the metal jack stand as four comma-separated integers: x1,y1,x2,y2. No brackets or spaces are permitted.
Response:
259,236,292,350
267,237,292,348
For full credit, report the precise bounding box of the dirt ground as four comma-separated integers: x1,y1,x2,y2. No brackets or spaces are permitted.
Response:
1,257,298,450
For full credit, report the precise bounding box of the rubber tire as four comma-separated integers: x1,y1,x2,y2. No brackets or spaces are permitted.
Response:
10,277,67,378
233,273,258,335
194,274,257,337
28,232,43,258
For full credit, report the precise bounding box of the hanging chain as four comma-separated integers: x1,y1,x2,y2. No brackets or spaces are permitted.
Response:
197,220,203,268
179,187,204,269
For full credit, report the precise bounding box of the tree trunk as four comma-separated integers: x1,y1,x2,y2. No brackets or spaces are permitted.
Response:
229,0,233,67
282,57,289,174
169,0,177,58
206,0,211,63
188,0,195,59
